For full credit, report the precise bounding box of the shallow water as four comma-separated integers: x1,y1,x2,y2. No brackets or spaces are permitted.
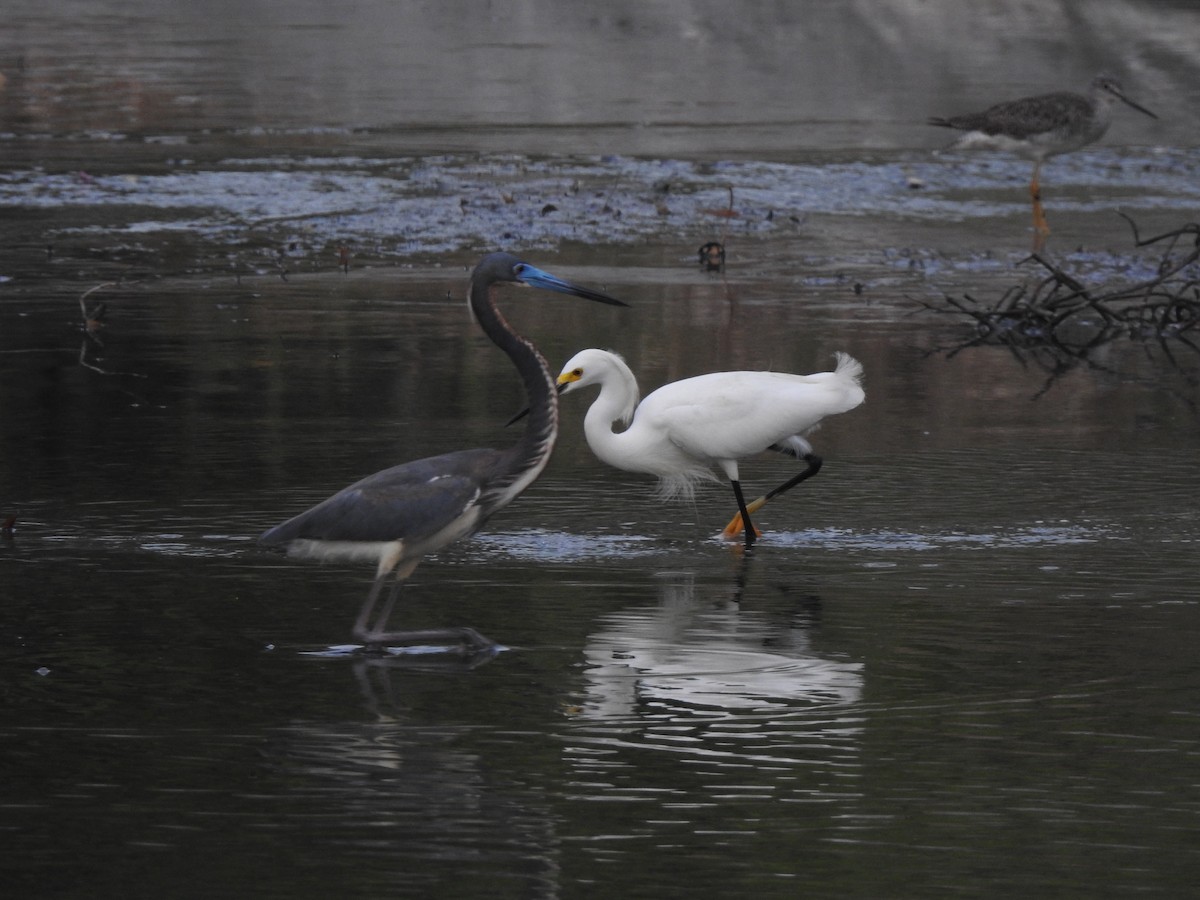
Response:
4,267,1199,898
3,2,1200,898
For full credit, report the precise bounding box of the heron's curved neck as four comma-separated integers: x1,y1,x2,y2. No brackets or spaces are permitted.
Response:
469,280,557,479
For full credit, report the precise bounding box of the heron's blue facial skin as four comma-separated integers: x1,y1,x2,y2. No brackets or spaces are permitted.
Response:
514,264,573,294
513,263,628,306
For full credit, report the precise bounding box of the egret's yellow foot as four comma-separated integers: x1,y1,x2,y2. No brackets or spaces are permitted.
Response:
721,496,767,539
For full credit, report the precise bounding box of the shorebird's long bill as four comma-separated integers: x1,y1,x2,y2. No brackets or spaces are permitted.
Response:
514,264,627,306
1110,87,1158,119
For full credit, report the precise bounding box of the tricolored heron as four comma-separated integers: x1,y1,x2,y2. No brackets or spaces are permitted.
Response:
928,75,1157,244
259,253,626,652
552,349,864,549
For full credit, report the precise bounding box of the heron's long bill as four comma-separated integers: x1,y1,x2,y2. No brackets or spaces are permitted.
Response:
506,382,568,426
515,264,627,306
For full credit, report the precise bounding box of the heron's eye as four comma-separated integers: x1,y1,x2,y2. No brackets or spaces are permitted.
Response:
513,263,527,278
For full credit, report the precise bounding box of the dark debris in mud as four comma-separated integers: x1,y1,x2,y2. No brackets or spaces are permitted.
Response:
921,218,1200,400
922,218,1200,351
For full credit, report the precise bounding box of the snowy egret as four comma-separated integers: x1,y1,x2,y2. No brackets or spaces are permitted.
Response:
554,349,864,548
259,253,626,652
928,75,1157,241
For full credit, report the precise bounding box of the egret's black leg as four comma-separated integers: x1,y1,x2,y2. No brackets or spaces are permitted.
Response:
722,453,823,539
729,479,758,549
762,453,823,504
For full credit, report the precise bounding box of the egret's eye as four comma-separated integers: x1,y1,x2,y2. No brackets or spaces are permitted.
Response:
573,368,583,377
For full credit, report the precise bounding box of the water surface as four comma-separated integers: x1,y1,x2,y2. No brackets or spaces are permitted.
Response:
3,2,1200,898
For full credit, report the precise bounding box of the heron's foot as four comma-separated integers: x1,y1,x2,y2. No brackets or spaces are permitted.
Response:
720,497,767,539
449,626,497,654
356,625,498,656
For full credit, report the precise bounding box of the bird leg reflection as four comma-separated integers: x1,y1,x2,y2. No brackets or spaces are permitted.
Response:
721,453,823,541
351,570,495,654
727,545,755,603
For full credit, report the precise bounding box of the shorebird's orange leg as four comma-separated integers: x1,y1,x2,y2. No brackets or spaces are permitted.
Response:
1030,161,1049,251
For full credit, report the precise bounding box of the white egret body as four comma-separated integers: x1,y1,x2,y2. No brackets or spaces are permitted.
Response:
556,349,864,547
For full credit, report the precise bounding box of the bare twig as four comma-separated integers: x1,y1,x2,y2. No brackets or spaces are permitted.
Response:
928,217,1200,351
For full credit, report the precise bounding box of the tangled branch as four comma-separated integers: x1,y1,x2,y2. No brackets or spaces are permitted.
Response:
920,218,1200,353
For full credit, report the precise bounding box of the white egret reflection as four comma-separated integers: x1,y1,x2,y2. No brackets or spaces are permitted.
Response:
576,571,864,719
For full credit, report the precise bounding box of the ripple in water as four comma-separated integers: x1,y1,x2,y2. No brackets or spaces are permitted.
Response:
470,529,660,561
472,521,1115,562
759,521,1114,551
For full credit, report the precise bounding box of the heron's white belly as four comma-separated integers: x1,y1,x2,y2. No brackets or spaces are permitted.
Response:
286,539,400,564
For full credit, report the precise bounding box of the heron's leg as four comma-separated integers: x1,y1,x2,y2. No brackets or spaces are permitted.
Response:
368,578,405,635
352,575,389,643
722,453,823,538
358,567,496,655
365,623,498,655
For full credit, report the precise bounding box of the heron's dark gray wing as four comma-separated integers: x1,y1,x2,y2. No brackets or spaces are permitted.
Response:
259,448,503,545
949,91,1092,139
